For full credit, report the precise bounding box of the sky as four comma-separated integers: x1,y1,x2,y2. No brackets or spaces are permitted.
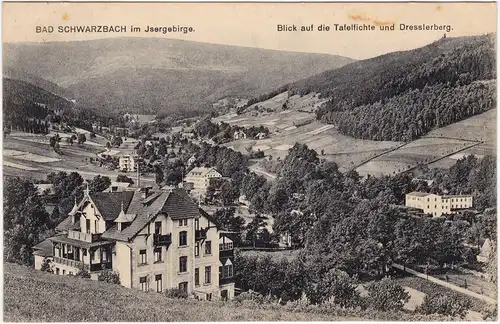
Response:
2,2,497,60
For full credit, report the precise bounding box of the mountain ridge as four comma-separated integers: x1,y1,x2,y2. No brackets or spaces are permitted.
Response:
3,37,354,115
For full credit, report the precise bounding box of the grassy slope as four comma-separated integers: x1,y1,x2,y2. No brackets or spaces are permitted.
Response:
4,263,451,322
3,38,354,115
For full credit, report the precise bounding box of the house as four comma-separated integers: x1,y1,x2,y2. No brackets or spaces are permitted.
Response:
105,182,133,193
477,238,494,263
34,183,55,196
412,178,435,187
187,155,197,166
279,233,292,248
119,155,139,172
33,187,235,300
405,192,473,217
181,132,195,140
184,167,223,199
33,238,54,269
255,132,267,140
233,130,246,140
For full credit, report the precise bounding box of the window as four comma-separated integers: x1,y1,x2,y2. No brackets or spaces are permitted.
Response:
179,256,187,273
205,266,211,284
69,271,73,276
94,220,98,232
195,218,199,231
86,219,91,233
179,282,188,294
206,293,212,301
56,268,60,275
154,247,162,262
220,242,233,251
139,250,147,265
195,268,200,286
155,274,162,293
102,249,108,262
178,219,188,226
62,270,66,275
179,231,187,246
155,221,162,235
224,264,234,278
195,242,200,257
205,241,212,255
140,276,148,292
178,220,183,226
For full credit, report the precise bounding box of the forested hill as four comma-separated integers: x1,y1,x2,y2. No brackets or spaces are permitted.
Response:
3,77,74,131
251,35,496,142
3,38,354,116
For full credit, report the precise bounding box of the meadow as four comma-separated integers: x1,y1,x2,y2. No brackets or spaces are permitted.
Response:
2,262,452,322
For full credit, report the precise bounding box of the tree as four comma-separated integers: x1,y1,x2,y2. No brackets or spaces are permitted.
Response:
155,166,164,186
245,217,267,248
416,292,471,318
365,278,410,312
116,175,134,184
40,257,54,273
75,263,91,279
113,136,123,147
89,175,111,193
306,269,360,307
97,268,120,284
77,133,87,145
4,178,51,265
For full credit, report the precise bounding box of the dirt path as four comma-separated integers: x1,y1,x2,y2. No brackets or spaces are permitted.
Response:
392,263,496,304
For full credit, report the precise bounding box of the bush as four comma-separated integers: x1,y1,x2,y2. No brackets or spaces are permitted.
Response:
40,257,53,273
234,290,268,304
365,278,410,312
165,288,188,299
306,269,360,308
97,269,120,284
75,264,91,279
416,292,472,318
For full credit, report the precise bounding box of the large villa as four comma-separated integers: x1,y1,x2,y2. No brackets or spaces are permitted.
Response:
33,186,235,301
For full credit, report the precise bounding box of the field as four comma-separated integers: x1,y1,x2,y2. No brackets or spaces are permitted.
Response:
3,134,155,185
215,93,401,172
216,91,495,177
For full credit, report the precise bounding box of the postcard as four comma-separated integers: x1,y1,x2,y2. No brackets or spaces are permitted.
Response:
2,2,497,322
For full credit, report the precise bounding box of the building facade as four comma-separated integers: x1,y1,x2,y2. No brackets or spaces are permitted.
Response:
34,187,235,300
184,167,223,199
119,155,139,172
405,191,473,217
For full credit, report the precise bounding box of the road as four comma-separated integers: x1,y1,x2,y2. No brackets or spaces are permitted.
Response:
249,165,277,180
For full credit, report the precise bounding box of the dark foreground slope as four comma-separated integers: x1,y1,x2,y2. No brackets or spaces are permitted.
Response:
4,38,354,115
4,263,449,322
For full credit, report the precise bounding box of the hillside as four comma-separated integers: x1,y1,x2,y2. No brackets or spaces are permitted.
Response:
4,263,451,322
245,35,496,142
3,77,74,130
3,38,354,115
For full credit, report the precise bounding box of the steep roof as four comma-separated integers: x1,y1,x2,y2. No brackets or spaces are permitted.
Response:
407,191,430,197
55,215,80,232
89,191,135,221
186,167,220,177
102,189,208,242
32,238,53,257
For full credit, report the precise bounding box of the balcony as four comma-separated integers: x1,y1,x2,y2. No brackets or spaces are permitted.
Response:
195,229,207,241
67,230,102,243
53,256,88,270
153,233,172,246
219,277,234,286
90,262,113,272
220,249,234,258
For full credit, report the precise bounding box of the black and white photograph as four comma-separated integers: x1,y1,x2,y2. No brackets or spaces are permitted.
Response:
2,1,498,322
